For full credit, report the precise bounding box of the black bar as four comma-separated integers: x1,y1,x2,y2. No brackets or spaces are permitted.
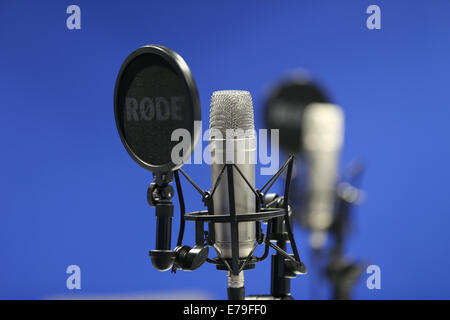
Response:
271,241,291,298
195,221,204,246
174,170,185,247
283,157,301,262
184,209,285,223
268,241,298,265
0,300,429,317
227,287,245,300
255,219,271,262
239,244,258,273
232,164,260,198
226,164,240,276
178,168,205,197
155,204,173,250
260,156,293,193
210,164,227,197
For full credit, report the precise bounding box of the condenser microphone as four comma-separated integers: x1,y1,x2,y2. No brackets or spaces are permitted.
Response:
264,75,344,247
301,103,344,248
209,90,257,296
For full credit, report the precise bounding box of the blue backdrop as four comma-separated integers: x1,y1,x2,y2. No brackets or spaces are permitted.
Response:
1,0,449,299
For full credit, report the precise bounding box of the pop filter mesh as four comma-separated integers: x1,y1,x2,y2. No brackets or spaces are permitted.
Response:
116,53,194,168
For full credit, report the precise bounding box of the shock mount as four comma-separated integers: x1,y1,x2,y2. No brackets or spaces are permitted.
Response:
147,156,307,300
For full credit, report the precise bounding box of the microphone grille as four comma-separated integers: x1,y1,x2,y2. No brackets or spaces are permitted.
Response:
210,90,254,137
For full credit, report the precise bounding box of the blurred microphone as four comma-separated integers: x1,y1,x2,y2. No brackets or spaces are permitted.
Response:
301,102,344,248
209,90,257,292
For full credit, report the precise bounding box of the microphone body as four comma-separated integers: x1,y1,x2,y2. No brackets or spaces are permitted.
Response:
301,103,344,247
209,90,257,259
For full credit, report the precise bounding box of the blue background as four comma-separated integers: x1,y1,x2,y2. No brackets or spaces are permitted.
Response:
1,0,449,299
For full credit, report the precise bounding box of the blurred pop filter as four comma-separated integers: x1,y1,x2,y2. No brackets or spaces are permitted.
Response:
114,45,201,172
264,75,329,154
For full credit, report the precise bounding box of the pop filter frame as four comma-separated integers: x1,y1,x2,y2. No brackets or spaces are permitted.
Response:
264,74,329,155
114,45,201,173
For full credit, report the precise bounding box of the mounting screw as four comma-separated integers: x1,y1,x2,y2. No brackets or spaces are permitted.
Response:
147,183,158,207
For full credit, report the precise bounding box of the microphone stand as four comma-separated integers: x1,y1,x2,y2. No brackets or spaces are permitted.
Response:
268,217,297,300
247,160,305,300
325,193,363,300
325,163,365,300
246,198,300,300
289,161,365,300
148,172,176,272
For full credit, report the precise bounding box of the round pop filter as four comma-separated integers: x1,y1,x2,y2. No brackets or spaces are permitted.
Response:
264,76,329,154
114,45,201,172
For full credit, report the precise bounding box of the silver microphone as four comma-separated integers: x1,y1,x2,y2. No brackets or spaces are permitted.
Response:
301,102,344,248
209,90,257,258
209,90,257,292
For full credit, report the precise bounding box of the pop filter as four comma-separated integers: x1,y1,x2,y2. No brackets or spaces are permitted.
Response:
114,45,201,172
114,45,201,272
264,76,329,154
